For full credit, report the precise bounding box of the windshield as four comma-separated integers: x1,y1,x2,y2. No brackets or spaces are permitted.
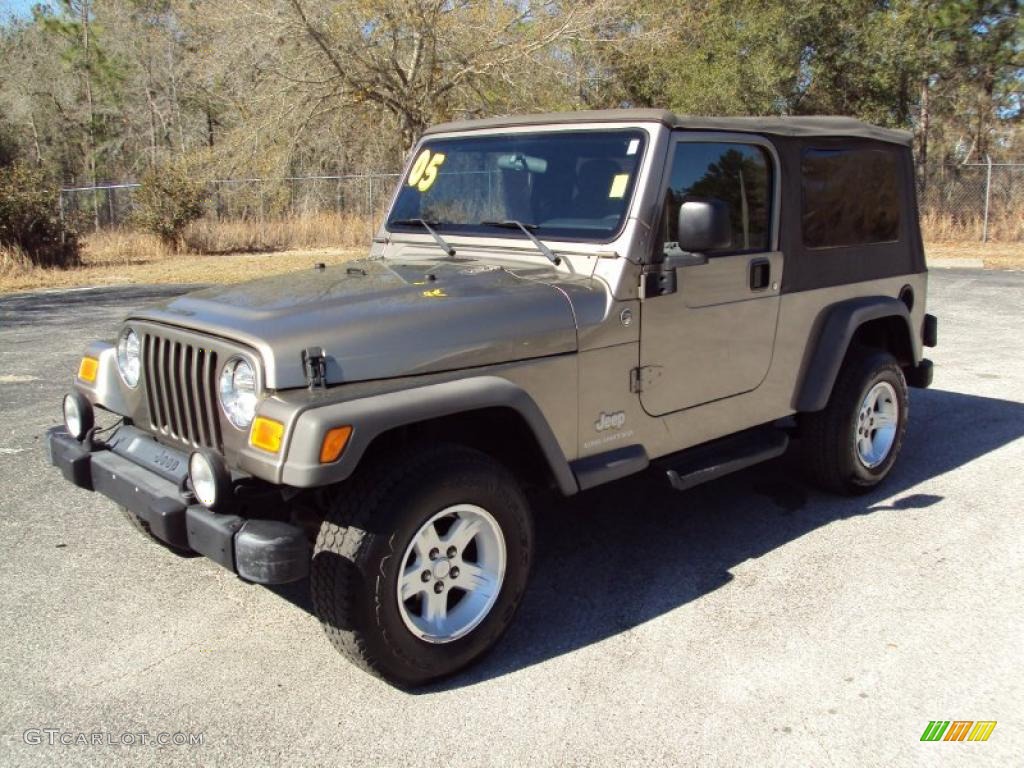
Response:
386,129,647,242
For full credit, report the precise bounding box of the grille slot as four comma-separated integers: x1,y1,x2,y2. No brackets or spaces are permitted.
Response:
142,333,223,451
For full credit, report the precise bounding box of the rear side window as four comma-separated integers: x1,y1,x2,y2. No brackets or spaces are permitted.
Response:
801,148,901,248
664,142,772,254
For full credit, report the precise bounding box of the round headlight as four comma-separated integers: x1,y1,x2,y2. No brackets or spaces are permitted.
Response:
62,391,94,441
116,328,141,387
218,358,258,429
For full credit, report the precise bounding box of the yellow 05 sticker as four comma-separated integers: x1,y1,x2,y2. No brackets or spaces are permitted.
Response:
407,149,446,192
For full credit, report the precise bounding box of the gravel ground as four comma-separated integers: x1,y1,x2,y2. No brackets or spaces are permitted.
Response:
0,270,1021,767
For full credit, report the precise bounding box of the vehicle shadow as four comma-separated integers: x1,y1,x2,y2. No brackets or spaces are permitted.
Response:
0,285,197,329
266,387,1024,691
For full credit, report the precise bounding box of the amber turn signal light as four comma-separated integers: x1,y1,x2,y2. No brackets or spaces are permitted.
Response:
78,356,99,383
250,416,284,453
319,426,352,463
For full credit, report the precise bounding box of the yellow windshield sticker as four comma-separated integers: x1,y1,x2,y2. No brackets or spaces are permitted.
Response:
408,150,431,186
609,173,630,199
407,149,446,192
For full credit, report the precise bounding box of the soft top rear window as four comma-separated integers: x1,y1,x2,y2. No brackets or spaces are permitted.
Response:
801,148,901,249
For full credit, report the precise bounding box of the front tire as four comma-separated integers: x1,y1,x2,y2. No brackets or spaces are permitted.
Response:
310,443,534,687
119,506,195,556
800,349,909,495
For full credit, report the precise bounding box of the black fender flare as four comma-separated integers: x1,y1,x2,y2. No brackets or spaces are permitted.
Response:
795,296,917,413
278,375,579,495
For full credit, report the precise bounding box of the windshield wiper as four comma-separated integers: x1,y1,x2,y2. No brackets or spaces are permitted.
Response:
479,220,561,266
390,218,456,256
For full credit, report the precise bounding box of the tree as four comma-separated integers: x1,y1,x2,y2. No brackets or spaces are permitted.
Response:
0,163,80,268
0,0,1018,196
229,0,643,153
133,162,205,250
41,1,127,224
923,0,1022,163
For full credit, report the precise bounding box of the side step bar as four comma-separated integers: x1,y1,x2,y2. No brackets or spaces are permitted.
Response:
662,428,789,492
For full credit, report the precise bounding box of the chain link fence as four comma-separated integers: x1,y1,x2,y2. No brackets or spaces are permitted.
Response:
59,164,1023,243
918,162,1024,242
59,173,401,241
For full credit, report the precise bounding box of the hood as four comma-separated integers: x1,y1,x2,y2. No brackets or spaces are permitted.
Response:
130,256,604,390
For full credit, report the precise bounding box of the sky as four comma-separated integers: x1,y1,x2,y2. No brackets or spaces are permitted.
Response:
0,0,50,20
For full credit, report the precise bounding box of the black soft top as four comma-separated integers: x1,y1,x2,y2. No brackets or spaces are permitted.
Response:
423,109,912,147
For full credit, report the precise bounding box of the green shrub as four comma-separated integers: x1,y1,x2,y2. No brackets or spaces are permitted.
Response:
134,164,207,251
0,164,80,268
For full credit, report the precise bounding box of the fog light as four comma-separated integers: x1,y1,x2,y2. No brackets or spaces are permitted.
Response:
188,450,233,510
62,391,94,441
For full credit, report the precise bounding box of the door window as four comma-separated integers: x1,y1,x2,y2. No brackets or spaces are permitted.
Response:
662,142,772,255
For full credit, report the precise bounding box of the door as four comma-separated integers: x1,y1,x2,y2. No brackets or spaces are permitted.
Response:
639,136,782,417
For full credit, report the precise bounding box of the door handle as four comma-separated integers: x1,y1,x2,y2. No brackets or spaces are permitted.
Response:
749,259,771,290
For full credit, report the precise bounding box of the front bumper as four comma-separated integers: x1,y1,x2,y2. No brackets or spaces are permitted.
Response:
47,427,309,584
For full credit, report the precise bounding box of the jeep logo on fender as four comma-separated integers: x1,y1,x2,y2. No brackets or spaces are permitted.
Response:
594,411,626,432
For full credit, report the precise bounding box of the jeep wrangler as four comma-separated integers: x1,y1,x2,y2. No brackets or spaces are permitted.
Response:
48,109,937,686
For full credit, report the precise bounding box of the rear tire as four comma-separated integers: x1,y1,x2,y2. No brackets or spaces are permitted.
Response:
310,443,534,687
800,349,908,495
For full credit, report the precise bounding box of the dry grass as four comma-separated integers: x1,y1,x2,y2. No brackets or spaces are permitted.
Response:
0,239,363,294
0,243,33,274
79,212,376,262
184,212,376,254
0,213,373,293
81,228,170,264
3,210,1024,294
920,211,1023,243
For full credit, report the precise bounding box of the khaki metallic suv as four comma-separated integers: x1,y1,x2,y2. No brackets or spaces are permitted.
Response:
49,109,937,686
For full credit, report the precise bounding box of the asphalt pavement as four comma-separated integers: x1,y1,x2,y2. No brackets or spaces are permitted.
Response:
0,270,1021,766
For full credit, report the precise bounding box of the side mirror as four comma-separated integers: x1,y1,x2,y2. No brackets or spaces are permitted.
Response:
677,199,732,253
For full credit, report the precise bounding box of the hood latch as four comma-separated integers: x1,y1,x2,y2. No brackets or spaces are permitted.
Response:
302,347,327,389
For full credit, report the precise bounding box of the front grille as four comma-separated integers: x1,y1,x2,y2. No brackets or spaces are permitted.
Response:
142,332,223,451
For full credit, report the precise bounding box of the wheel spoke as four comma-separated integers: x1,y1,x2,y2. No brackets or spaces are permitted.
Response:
444,515,482,551
874,410,896,429
458,562,495,596
411,520,443,564
400,566,426,601
421,588,447,629
858,435,874,460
